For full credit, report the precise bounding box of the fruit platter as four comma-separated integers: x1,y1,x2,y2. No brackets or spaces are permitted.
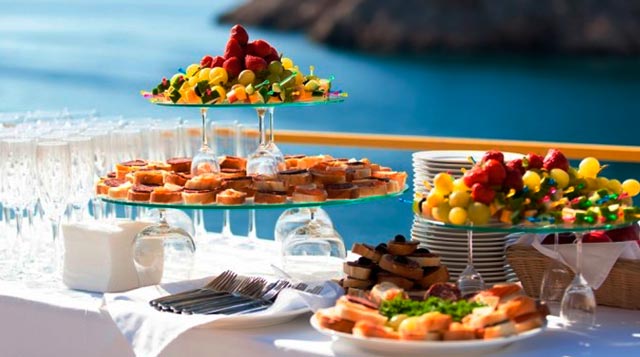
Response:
141,25,345,106
311,282,547,354
413,148,640,232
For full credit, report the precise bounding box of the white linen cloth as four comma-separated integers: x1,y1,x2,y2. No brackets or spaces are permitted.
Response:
62,220,155,293
512,233,640,289
102,276,343,357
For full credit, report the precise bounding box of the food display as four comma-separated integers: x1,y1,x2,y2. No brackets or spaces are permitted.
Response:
414,148,640,226
96,155,407,206
342,235,449,293
314,282,548,341
141,24,344,105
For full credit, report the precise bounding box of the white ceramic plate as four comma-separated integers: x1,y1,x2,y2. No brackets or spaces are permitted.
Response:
413,150,523,163
310,315,543,355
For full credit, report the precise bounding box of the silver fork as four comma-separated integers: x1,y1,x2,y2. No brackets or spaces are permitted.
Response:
151,270,237,308
180,277,268,314
198,280,293,315
228,283,325,316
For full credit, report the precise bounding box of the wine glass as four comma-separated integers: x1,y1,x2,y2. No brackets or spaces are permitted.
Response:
191,108,220,176
133,208,196,285
540,232,572,312
211,119,239,239
281,207,346,281
274,207,333,244
64,136,95,222
35,139,71,279
560,231,596,327
237,123,260,240
82,128,114,220
457,227,485,297
246,107,278,177
265,107,285,170
149,119,181,162
110,127,143,219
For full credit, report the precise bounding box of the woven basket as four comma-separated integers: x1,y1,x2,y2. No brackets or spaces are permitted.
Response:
506,244,640,310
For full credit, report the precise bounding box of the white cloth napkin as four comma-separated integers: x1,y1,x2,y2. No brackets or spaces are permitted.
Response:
101,277,343,357
512,233,640,289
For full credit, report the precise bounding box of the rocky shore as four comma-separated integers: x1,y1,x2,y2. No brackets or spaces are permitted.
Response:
219,0,640,55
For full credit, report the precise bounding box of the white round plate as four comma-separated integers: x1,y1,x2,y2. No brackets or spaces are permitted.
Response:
311,315,542,355
413,150,523,163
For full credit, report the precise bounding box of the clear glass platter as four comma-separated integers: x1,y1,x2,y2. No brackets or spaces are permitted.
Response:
150,97,344,108
415,215,638,233
101,187,407,210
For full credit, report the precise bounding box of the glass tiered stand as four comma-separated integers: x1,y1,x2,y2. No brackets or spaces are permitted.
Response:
417,215,638,328
102,98,407,281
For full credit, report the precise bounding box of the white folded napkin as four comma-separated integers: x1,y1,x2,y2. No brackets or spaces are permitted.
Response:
512,233,640,289
101,277,343,357
62,220,154,293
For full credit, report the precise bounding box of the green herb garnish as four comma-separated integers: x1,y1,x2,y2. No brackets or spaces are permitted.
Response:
379,296,485,322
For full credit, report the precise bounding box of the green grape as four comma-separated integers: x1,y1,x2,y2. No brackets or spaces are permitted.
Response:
578,157,600,178
238,70,256,86
449,191,470,208
468,202,491,225
608,179,623,194
268,61,284,75
433,173,454,194
550,168,569,189
448,207,468,225
622,179,640,197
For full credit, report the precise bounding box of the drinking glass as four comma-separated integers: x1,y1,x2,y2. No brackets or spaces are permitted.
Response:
560,232,596,327
211,120,238,238
540,232,572,312
0,137,35,279
191,108,219,176
180,118,208,237
36,140,71,278
265,107,285,171
110,128,143,219
457,228,485,297
82,128,114,220
149,119,181,162
64,136,95,222
246,107,278,177
237,123,261,241
133,209,196,285
281,208,346,281
274,207,333,244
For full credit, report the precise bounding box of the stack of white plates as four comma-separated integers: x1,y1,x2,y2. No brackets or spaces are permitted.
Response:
411,150,522,284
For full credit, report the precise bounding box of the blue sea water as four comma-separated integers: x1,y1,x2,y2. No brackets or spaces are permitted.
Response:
1,0,639,248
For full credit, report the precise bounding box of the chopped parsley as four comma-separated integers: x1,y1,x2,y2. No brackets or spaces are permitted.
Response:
379,296,485,322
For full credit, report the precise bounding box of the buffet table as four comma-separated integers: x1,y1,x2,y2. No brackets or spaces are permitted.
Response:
1,237,639,357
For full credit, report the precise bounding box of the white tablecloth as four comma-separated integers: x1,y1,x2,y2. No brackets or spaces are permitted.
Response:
1,237,640,357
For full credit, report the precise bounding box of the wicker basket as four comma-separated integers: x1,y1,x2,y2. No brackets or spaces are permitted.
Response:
506,244,640,310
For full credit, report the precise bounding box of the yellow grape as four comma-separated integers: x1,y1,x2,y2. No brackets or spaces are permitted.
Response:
198,68,211,82
578,157,600,178
596,177,609,189
432,202,451,223
281,57,294,69
467,202,491,225
209,67,228,85
426,190,445,208
452,178,469,192
449,191,470,208
186,64,200,77
522,171,541,191
433,173,454,194
608,179,623,194
549,168,569,189
448,207,468,225
622,179,640,197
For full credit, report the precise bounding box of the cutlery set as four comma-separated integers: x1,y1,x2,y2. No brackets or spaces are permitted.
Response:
150,270,323,315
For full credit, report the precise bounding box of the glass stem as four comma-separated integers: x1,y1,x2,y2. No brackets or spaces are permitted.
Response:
553,232,559,253
14,208,23,241
256,108,267,147
267,107,275,144
575,232,583,278
125,205,132,220
248,210,257,240
467,229,474,267
222,210,232,236
200,108,209,150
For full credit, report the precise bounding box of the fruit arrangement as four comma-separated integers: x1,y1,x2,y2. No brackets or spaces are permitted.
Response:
414,149,640,226
141,24,344,105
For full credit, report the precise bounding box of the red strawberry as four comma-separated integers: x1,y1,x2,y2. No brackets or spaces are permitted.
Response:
211,56,225,68
543,148,569,171
246,40,272,58
462,167,489,187
223,57,243,79
526,153,544,170
264,47,279,63
200,55,213,68
481,150,504,164
223,38,244,60
506,158,525,175
245,55,267,73
503,167,524,192
230,24,249,46
471,183,496,205
483,159,506,186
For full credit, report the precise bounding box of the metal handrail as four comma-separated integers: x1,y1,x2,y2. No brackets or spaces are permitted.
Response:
273,130,640,163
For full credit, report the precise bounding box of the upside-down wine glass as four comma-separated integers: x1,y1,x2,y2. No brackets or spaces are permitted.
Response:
560,231,596,327
265,107,285,170
540,231,572,312
457,226,485,297
36,140,71,280
211,119,239,240
191,108,220,176
237,123,260,241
